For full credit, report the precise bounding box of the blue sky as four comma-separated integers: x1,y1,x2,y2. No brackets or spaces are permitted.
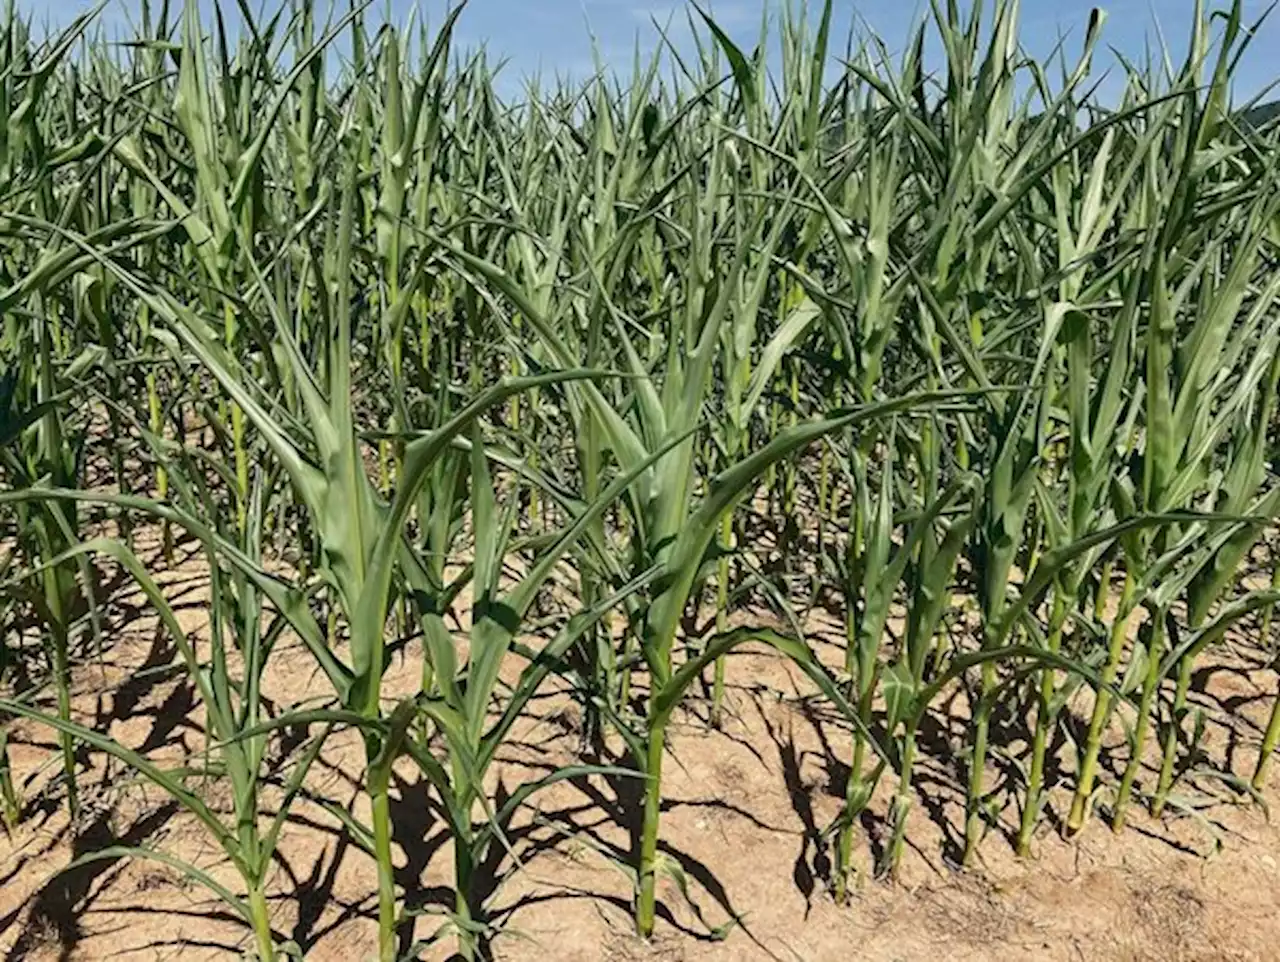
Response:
16,1,1280,104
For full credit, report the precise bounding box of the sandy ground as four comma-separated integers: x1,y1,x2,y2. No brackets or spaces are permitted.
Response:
3,529,1280,962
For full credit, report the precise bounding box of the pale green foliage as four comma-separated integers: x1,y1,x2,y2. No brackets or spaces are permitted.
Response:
1,0,1280,958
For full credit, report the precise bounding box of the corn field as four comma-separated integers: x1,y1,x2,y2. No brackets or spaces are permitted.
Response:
3,0,1280,958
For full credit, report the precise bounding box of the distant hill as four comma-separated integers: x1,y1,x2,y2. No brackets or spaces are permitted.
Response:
1240,100,1280,131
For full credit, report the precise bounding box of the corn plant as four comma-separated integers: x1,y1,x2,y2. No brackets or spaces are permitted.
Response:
3,0,1280,957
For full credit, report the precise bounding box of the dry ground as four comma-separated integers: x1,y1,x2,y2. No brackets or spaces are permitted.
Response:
3,527,1280,962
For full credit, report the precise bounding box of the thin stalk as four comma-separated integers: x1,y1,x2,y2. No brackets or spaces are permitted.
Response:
370,779,397,962
1253,668,1280,791
0,728,18,831
884,727,916,877
834,679,874,899
963,658,997,863
1262,553,1280,640
635,720,666,938
454,824,476,961
247,881,277,962
1068,568,1136,835
378,439,392,495
222,304,248,534
1094,555,1113,622
843,464,867,678
619,623,634,709
146,366,172,559
34,307,79,822
41,555,78,822
1114,610,1166,831
1017,588,1068,856
1150,651,1194,817
581,413,605,750
711,509,732,727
